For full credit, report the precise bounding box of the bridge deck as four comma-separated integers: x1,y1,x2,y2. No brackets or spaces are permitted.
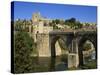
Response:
49,30,97,35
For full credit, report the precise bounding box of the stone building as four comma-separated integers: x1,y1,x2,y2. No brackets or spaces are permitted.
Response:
32,12,53,42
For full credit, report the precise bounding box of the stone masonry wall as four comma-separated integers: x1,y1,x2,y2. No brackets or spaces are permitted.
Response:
37,34,51,57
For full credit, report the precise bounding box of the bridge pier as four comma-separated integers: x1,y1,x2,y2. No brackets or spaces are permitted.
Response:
68,53,79,68
68,38,79,68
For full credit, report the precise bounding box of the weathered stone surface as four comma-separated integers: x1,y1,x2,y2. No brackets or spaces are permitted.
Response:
37,34,51,57
68,53,79,68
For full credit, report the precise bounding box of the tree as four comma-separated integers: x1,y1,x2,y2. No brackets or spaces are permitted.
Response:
53,25,58,29
75,21,83,29
68,18,76,23
83,43,91,51
14,19,24,31
55,19,60,24
64,18,82,29
50,20,59,29
14,31,35,73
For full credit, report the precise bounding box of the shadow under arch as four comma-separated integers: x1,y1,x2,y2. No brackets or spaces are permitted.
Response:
78,35,97,67
50,35,66,57
49,35,68,71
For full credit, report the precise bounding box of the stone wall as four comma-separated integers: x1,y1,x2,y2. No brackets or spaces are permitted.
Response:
37,34,51,57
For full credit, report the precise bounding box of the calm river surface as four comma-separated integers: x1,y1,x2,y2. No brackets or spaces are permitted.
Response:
31,55,68,72
31,52,96,72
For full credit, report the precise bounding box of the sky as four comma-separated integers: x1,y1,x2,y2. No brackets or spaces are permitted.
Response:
11,1,97,23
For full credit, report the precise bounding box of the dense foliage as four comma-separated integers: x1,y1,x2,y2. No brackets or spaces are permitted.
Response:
83,43,91,51
50,18,83,29
14,31,36,73
64,18,83,29
14,19,32,32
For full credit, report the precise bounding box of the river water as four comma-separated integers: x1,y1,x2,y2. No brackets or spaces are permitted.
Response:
31,55,68,72
30,51,96,72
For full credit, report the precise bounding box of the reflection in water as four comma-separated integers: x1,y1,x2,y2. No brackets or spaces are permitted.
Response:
31,53,96,72
49,56,68,71
91,50,96,60
83,50,96,64
49,57,56,71
55,62,68,71
32,55,68,72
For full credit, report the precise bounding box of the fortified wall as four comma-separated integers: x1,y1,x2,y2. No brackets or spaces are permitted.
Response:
31,12,53,57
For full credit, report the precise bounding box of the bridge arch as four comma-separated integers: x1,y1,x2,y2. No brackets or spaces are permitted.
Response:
50,35,67,57
49,33,75,58
78,34,97,67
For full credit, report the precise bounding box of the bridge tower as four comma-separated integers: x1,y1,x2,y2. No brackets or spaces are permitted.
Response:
32,12,53,57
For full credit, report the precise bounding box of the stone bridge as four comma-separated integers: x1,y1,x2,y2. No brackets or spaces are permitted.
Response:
36,30,97,68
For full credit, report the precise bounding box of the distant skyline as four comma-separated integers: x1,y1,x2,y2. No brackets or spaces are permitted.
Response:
12,1,97,23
